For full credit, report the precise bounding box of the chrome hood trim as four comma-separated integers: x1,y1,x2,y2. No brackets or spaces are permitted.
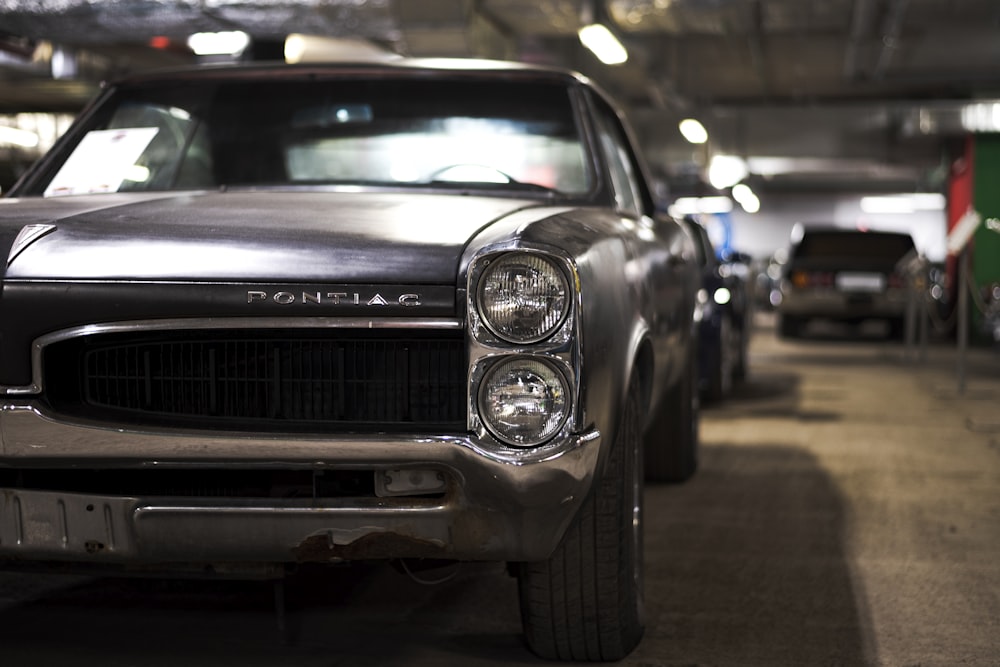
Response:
0,316,463,396
7,223,57,267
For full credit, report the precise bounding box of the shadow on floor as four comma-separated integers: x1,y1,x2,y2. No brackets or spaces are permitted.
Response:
642,443,872,666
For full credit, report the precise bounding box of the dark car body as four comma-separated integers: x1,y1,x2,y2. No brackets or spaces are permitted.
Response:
679,216,751,400
0,60,698,660
776,228,916,338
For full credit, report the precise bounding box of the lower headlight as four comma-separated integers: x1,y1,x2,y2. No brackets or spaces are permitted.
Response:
478,357,570,447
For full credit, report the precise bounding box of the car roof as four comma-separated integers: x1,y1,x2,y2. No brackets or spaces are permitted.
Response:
797,227,912,238
108,57,592,89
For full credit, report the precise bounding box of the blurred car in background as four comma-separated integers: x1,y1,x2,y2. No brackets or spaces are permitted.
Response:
979,281,1000,346
776,227,917,339
753,250,788,311
680,216,752,401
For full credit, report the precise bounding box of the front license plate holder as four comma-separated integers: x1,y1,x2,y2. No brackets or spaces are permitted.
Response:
0,489,137,559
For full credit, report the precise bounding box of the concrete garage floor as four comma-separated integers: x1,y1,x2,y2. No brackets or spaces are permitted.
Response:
1,313,998,666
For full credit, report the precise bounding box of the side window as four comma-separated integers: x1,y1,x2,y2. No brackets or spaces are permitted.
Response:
108,104,210,191
592,98,643,217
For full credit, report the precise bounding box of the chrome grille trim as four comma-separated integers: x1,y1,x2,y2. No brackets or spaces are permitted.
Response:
2,317,463,396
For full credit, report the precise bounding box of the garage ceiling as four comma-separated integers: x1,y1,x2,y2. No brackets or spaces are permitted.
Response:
2,0,999,195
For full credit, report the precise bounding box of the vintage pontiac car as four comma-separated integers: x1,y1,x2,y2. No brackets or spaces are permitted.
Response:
0,59,698,661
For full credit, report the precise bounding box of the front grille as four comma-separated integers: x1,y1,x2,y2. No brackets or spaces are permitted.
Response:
44,330,466,432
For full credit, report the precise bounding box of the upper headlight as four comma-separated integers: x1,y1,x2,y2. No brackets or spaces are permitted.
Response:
477,253,570,344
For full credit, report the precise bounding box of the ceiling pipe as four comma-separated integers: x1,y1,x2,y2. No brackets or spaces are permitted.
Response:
874,0,911,79
745,0,771,100
843,0,876,80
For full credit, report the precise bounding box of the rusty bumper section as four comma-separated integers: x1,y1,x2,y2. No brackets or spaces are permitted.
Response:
0,406,602,567
1,491,450,563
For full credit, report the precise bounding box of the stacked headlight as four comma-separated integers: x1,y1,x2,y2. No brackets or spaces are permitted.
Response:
478,357,570,446
477,253,569,343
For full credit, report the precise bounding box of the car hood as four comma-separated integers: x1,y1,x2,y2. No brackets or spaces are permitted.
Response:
0,190,543,283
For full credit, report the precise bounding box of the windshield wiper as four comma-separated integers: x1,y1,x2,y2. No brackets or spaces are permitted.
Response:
426,178,558,194
424,164,558,195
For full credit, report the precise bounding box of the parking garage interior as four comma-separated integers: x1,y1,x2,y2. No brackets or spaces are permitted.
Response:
0,2,998,665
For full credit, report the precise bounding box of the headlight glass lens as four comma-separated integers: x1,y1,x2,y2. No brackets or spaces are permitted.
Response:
479,357,570,446
478,253,569,343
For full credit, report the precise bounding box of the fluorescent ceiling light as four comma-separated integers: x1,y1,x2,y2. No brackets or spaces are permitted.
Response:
708,154,748,190
678,118,708,144
0,125,39,148
284,34,309,63
910,193,947,210
578,24,628,65
187,31,250,56
732,183,760,214
669,196,734,217
860,193,946,214
285,34,396,64
961,101,1000,132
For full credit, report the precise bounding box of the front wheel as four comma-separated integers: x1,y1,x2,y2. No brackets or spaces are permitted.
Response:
517,376,645,661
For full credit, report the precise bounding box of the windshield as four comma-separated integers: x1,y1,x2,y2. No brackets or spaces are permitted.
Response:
793,231,915,261
32,76,592,198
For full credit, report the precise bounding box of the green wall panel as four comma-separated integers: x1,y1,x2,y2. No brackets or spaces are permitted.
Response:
972,135,1000,342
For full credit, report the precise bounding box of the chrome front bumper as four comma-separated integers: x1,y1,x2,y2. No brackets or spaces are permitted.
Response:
0,405,601,567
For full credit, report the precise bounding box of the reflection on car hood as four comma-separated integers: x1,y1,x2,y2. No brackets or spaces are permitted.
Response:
1,190,541,283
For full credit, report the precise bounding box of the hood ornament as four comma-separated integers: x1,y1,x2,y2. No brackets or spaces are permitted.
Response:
8,223,57,267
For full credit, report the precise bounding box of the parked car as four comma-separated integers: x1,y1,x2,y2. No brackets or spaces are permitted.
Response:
679,216,751,400
979,281,1000,345
753,250,788,311
776,227,917,339
0,59,699,661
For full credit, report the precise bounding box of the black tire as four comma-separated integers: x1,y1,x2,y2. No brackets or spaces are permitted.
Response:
733,315,749,382
887,317,906,340
707,315,734,402
517,377,645,661
644,350,699,483
778,314,803,339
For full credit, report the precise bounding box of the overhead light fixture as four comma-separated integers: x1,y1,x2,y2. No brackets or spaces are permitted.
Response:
0,125,40,149
578,24,628,65
860,193,946,214
961,101,1000,132
50,46,78,79
668,196,734,217
732,183,760,214
679,118,708,144
284,34,397,64
187,31,250,56
708,154,749,190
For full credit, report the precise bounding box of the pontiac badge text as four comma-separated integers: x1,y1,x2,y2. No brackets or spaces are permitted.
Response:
247,290,422,306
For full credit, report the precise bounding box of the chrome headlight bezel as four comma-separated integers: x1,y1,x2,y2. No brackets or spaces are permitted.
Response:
475,252,571,345
476,355,572,447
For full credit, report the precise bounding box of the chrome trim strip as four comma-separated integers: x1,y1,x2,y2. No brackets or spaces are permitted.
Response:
1,316,464,396
7,224,57,267
0,402,599,467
